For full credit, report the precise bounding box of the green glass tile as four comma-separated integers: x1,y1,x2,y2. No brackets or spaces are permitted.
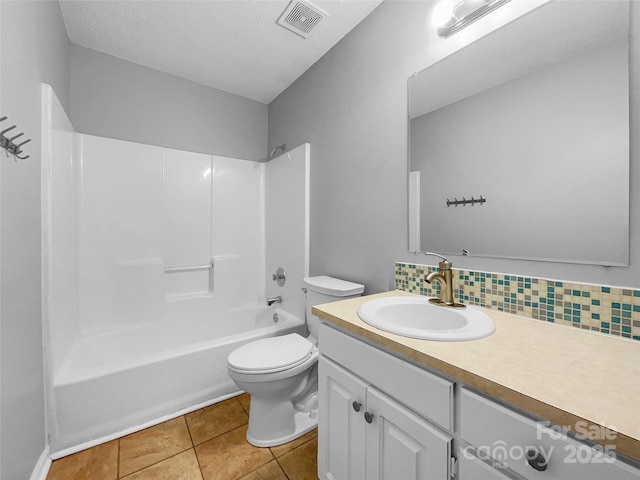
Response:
592,313,600,320
602,287,611,293
592,299,600,306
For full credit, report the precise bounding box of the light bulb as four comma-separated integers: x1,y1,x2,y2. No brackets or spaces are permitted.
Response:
432,1,454,27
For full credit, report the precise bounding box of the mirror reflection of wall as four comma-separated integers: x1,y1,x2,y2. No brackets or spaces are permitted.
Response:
408,0,630,266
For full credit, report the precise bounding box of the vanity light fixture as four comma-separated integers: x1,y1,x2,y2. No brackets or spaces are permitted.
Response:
433,0,511,38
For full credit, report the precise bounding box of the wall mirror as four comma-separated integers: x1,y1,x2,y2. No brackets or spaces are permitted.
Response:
408,0,630,266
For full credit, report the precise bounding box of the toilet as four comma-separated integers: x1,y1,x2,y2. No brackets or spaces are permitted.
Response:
227,275,364,447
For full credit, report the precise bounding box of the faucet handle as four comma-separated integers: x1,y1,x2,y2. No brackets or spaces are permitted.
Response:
424,252,451,270
423,252,448,262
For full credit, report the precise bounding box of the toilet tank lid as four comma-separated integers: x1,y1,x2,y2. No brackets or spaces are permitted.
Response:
303,276,364,296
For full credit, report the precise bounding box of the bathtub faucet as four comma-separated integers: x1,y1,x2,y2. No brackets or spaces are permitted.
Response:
267,296,282,306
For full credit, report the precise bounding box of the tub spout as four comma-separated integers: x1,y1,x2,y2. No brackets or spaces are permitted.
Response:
267,296,282,306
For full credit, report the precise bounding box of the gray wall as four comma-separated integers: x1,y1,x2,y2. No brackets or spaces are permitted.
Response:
70,45,268,161
0,1,71,478
269,0,640,292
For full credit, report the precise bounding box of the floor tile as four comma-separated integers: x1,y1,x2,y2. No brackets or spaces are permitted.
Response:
237,393,251,415
269,428,318,458
121,449,203,480
195,425,274,480
119,416,193,477
185,397,248,445
47,439,118,480
237,460,288,480
278,437,318,480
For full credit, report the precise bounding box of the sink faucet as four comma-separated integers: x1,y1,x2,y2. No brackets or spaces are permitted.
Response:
423,253,465,309
267,296,282,306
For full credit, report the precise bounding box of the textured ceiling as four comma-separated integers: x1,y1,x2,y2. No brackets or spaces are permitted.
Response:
59,0,383,104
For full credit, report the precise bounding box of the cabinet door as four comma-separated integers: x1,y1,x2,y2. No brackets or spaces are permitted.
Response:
366,387,453,480
318,357,368,480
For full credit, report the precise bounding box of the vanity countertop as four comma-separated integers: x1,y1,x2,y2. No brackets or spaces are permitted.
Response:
313,290,640,461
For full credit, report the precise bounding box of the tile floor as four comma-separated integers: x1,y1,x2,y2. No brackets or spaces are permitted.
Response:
47,394,318,480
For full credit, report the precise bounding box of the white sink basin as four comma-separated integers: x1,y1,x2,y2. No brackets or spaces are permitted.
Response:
357,296,495,341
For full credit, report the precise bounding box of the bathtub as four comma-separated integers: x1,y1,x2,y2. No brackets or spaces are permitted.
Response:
51,305,305,454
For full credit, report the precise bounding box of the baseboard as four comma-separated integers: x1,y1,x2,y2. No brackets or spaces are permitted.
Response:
30,446,52,480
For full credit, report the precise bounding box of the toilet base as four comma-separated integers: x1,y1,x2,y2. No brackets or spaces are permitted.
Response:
247,409,317,447
245,388,319,448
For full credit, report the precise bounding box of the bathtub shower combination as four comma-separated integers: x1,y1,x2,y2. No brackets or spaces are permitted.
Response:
42,86,310,454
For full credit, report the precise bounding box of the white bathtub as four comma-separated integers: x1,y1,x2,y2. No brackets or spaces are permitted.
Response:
51,305,305,453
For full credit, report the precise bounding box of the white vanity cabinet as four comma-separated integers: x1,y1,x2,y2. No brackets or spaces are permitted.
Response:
317,321,640,480
318,323,454,480
460,388,640,480
318,357,367,479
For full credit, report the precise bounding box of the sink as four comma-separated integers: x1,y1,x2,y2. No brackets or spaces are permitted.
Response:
357,296,495,341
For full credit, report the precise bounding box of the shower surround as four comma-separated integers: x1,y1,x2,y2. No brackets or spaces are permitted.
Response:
41,85,310,453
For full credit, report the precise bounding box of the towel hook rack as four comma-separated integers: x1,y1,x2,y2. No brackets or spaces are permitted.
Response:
0,115,31,161
446,195,486,207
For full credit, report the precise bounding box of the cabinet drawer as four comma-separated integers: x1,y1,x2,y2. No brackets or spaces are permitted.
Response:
320,323,454,432
460,388,640,480
458,451,514,480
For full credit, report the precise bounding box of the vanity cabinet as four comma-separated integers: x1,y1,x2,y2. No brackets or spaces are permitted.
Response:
318,357,367,479
318,323,454,480
460,388,640,480
318,321,640,480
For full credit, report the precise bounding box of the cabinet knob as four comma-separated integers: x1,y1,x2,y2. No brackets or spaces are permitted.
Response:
364,411,374,424
352,401,362,412
526,447,548,472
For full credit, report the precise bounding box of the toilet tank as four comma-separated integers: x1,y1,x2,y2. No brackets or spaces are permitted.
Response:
303,276,364,339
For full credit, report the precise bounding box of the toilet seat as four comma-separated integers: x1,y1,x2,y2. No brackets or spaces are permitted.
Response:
228,333,315,375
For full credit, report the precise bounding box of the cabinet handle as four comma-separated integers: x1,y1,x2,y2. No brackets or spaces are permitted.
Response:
364,411,374,424
352,401,362,412
526,447,548,472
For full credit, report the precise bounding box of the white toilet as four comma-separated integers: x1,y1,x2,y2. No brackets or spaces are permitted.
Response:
227,275,364,447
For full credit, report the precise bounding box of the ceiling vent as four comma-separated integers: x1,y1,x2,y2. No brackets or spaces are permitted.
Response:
277,0,326,39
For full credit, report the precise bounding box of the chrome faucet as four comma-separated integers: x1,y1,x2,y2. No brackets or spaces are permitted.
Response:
267,296,282,306
423,252,465,308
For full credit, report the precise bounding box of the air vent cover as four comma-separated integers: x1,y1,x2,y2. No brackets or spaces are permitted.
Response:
277,0,326,38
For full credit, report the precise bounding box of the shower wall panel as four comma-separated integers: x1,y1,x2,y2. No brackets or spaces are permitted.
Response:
78,135,164,334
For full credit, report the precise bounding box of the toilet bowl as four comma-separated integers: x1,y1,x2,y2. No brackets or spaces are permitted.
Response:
227,275,364,447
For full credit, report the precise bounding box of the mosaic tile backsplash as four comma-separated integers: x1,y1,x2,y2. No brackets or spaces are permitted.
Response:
395,262,640,341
